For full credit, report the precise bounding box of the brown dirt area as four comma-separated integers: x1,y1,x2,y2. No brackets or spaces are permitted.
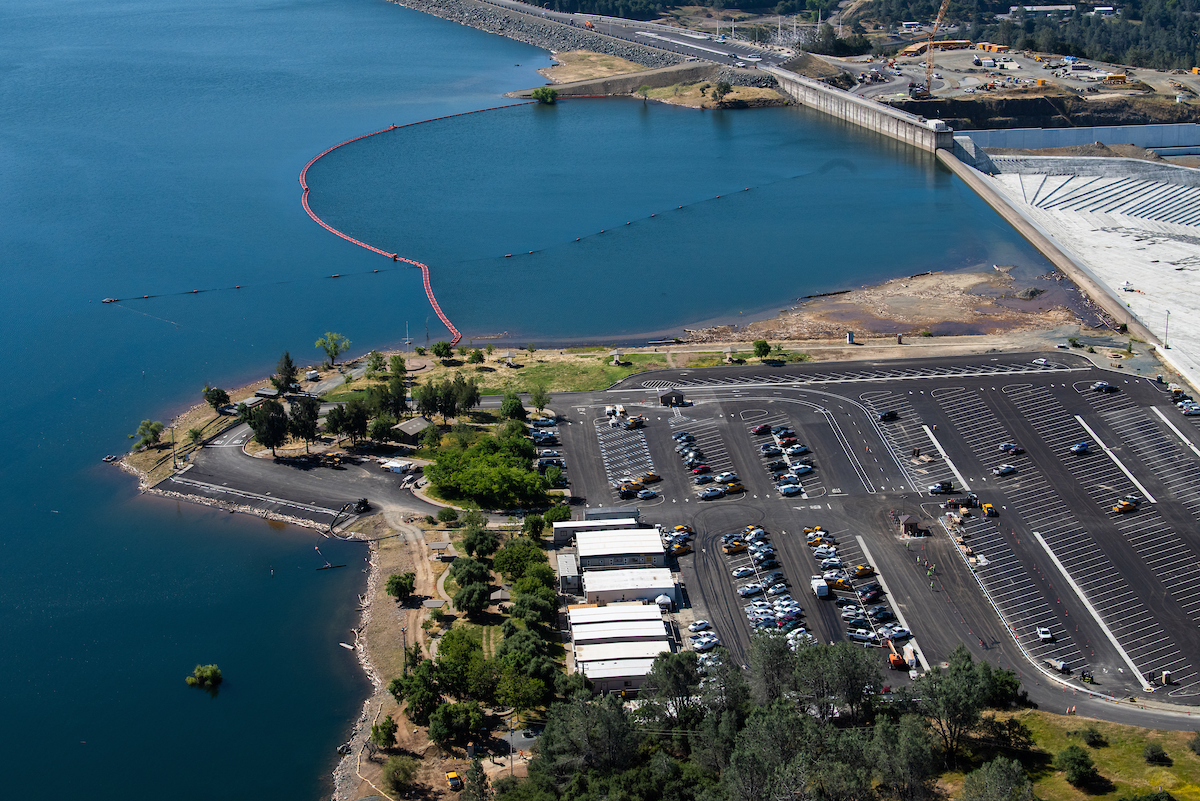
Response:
645,82,787,109
983,141,1166,162
539,50,646,83
681,269,1078,344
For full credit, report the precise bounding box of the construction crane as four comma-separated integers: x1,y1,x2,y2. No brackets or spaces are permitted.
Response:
912,0,953,99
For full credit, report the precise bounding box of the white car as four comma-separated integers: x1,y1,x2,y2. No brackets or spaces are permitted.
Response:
820,558,844,569
880,626,911,640
1036,626,1054,642
992,464,1017,476
689,620,711,633
715,471,738,484
840,607,864,620
738,583,764,596
732,566,755,578
777,484,803,496
847,628,878,643
694,637,720,652
792,464,814,476
1033,358,1049,366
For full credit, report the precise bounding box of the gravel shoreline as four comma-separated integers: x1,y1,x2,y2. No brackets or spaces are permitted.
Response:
386,0,683,69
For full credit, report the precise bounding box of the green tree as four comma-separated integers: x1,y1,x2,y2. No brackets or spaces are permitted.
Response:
749,630,795,705
185,663,223,688
420,422,441,450
429,700,484,747
1145,742,1170,764
829,640,881,721
382,754,419,794
453,374,482,416
463,756,493,801
467,349,485,364
247,399,289,456
498,669,546,714
389,353,406,376
431,340,454,361
640,651,702,729
530,384,550,413
450,556,492,587
500,390,527,421
187,427,204,446
912,643,990,766
464,527,500,558
523,514,545,539
872,714,936,801
1055,744,1099,786
753,339,771,359
493,537,545,581
543,504,570,523
371,713,398,749
525,343,536,354
486,344,495,355
324,403,348,439
454,582,492,618
711,80,733,104
961,756,1034,801
437,507,459,525
461,509,487,530
637,83,651,103
414,381,440,420
288,395,320,452
315,331,351,366
388,658,442,725
531,86,558,104
368,412,397,443
129,419,165,449
272,351,299,393
202,385,230,411
364,349,385,378
343,397,370,443
385,571,416,602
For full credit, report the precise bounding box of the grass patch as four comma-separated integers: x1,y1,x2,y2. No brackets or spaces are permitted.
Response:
541,50,646,83
123,408,240,485
645,82,786,109
977,711,1200,801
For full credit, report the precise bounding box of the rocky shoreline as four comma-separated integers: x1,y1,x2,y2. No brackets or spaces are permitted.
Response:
386,0,683,69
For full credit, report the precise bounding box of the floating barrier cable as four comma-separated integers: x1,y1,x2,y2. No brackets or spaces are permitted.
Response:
297,102,534,345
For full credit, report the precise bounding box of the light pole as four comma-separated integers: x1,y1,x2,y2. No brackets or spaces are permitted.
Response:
401,627,407,673
1165,309,1171,349
508,712,515,775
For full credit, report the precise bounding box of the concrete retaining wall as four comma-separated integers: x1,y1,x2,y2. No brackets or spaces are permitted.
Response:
964,123,1200,152
764,66,954,152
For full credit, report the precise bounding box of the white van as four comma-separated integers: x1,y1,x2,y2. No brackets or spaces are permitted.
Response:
305,370,320,381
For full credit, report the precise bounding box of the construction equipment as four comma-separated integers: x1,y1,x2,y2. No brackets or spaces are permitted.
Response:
885,639,906,670
584,20,594,29
446,771,463,791
918,0,954,99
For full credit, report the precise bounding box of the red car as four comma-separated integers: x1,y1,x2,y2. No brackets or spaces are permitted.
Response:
777,436,798,446
750,424,770,435
691,465,710,474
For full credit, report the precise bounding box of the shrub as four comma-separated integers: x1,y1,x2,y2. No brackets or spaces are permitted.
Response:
543,505,571,524
1189,731,1200,755
1082,726,1107,747
437,507,459,525
382,755,419,792
1144,742,1170,764
1054,745,1098,786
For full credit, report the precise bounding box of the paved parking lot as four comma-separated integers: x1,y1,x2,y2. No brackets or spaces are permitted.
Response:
556,352,1200,703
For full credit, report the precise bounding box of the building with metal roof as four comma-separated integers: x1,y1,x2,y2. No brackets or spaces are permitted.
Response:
576,529,664,569
582,567,675,604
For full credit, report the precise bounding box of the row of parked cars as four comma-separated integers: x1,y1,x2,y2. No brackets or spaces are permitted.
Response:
749,423,814,497
805,528,911,645
723,525,811,641
672,430,744,500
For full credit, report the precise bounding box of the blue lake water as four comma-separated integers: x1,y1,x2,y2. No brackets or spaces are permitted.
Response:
0,0,1051,797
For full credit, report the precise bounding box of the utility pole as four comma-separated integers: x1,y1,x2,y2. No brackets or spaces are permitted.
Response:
401,627,407,673
1165,309,1171,348
170,423,177,469
508,712,515,775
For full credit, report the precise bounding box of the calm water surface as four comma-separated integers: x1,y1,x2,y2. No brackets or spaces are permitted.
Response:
0,0,1050,797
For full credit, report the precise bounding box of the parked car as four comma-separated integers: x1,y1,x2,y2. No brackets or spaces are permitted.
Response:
876,410,898,422
928,480,953,494
698,487,725,500
848,628,878,642
737,583,764,597
693,474,714,485
732,566,755,578
760,445,783,456
715,471,738,484
778,485,803,496
751,424,770,434
992,464,1017,476
637,488,657,500
691,465,710,474
1070,441,1090,454
689,620,711,632
998,442,1025,454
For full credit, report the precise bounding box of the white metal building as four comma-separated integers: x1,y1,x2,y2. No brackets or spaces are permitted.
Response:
576,529,665,569
567,603,665,627
582,567,676,605
571,619,670,646
573,640,671,664
552,517,640,545
556,553,580,594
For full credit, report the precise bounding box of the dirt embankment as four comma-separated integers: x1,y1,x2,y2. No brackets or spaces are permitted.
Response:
778,51,856,90
982,142,1167,162
681,268,1084,344
891,89,1200,130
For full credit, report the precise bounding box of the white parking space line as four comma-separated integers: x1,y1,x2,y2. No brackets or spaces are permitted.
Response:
1032,531,1152,691
856,536,929,671
922,425,970,491
1151,406,1200,459
1073,415,1157,503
